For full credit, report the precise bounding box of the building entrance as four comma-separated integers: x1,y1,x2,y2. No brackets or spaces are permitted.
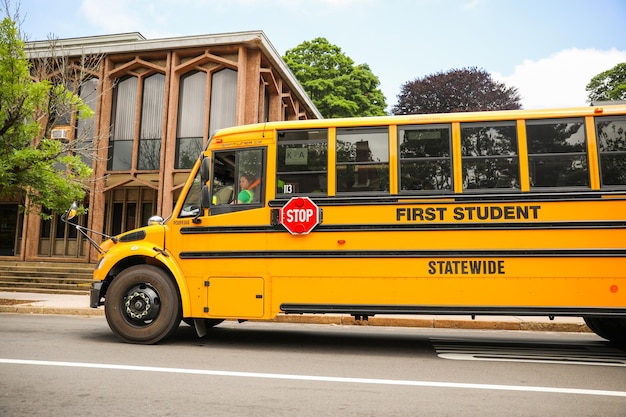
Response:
0,204,18,256
104,187,158,236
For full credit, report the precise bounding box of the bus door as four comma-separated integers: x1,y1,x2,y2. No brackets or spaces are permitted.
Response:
173,147,267,319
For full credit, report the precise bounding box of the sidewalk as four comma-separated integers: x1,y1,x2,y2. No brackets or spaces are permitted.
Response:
0,291,104,317
0,291,591,333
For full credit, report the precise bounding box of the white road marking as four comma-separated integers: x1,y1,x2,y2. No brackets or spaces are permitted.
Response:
437,353,626,366
431,337,626,367
1,358,625,397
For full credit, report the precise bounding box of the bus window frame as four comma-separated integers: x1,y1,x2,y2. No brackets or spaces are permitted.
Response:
460,120,521,192
596,115,626,189
276,128,329,198
335,126,390,195
397,123,454,194
209,146,267,215
525,117,590,190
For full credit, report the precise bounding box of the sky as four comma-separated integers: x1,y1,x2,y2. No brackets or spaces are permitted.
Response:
15,0,626,111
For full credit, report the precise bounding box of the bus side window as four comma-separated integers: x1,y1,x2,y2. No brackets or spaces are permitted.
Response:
526,118,588,188
336,127,389,194
398,125,453,192
596,115,626,187
277,129,328,197
211,148,265,208
461,121,520,190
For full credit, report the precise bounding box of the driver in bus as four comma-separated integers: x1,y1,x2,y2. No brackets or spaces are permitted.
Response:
236,173,260,204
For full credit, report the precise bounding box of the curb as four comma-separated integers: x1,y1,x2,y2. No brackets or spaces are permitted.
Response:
272,314,592,333
0,305,104,316
0,305,591,333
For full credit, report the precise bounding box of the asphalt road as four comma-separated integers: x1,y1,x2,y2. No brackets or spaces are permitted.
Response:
1,314,625,417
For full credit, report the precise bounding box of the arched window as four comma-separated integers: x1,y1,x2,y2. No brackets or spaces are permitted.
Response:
109,76,138,171
209,68,237,134
76,78,99,166
176,71,207,169
138,73,165,170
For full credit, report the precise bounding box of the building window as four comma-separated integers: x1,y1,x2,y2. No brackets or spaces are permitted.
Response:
336,127,389,193
526,118,588,188
109,73,165,172
76,78,98,167
461,121,519,190
0,204,18,256
209,68,237,135
138,73,165,170
176,71,207,169
399,124,452,191
108,76,138,171
260,84,270,123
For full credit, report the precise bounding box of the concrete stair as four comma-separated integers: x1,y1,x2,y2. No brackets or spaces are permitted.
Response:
0,261,94,295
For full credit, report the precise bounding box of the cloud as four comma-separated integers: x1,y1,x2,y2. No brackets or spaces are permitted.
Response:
493,48,626,109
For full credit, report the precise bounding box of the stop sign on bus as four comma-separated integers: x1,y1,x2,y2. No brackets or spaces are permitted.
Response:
280,197,321,235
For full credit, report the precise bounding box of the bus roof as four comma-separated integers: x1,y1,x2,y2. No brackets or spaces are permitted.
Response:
212,103,626,139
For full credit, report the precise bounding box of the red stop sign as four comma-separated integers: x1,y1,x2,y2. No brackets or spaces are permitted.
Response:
280,197,321,235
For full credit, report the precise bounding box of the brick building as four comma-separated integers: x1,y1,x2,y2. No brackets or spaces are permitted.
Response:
0,31,319,263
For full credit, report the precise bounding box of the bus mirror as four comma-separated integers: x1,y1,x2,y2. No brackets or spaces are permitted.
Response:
201,185,211,210
200,157,211,184
62,202,79,222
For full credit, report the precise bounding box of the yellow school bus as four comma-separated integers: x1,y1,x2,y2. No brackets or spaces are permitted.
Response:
88,103,626,345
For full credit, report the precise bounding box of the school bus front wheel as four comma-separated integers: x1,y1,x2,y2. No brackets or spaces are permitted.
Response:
104,264,182,344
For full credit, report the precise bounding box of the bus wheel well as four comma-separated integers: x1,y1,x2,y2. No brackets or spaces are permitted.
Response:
103,256,175,299
583,317,626,347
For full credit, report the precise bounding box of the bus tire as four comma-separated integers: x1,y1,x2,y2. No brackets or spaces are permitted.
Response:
105,264,181,344
583,317,626,346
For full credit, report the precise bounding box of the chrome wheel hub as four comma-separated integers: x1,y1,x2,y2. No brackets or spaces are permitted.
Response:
124,284,160,321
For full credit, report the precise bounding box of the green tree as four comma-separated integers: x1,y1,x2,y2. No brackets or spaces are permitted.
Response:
283,37,387,118
393,67,522,115
586,62,626,102
0,12,93,216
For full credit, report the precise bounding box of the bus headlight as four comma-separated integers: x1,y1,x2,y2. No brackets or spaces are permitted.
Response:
95,257,105,271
